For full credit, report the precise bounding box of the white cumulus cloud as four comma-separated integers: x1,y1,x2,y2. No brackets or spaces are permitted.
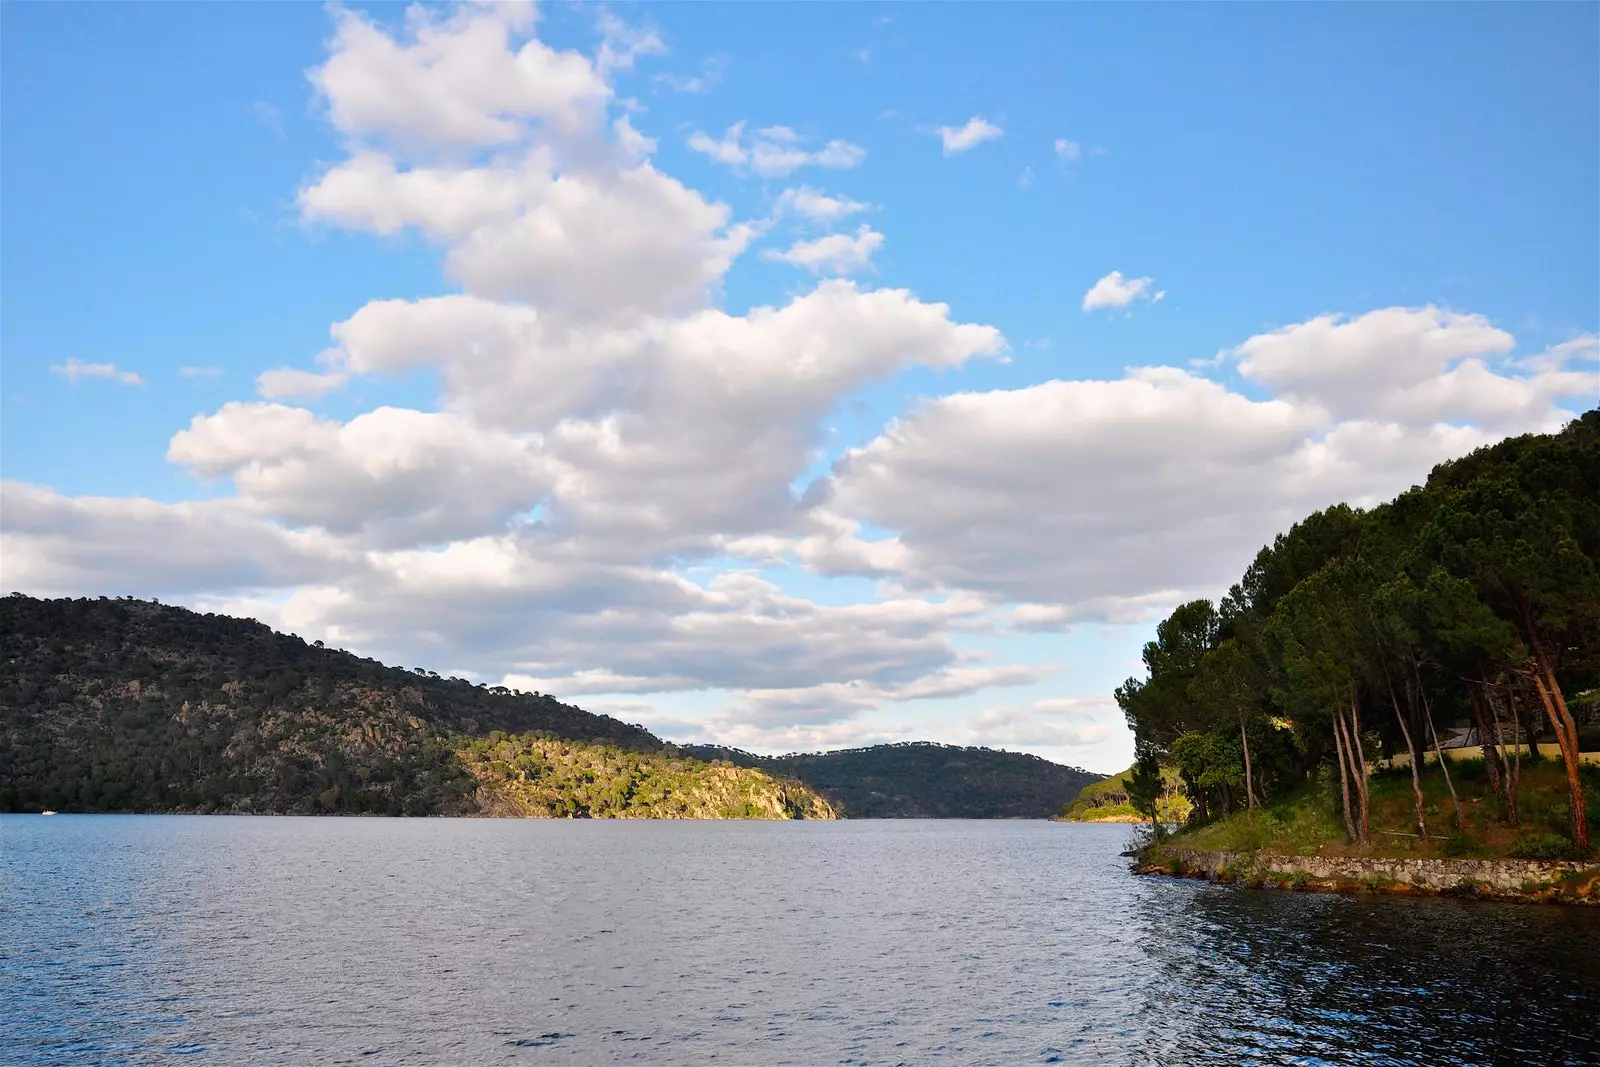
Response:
763,225,884,275
310,2,610,155
1222,306,1583,431
1082,270,1163,312
774,186,870,224
688,122,866,178
816,308,1590,620
936,116,1002,155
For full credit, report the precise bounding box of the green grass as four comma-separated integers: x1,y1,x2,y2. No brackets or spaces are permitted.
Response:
1168,779,1344,855
1163,759,1598,861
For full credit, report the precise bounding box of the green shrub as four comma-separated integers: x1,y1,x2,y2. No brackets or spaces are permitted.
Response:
1442,831,1481,857
1509,832,1574,860
1226,813,1275,853
1290,869,1310,888
1450,756,1487,782
1543,800,1573,835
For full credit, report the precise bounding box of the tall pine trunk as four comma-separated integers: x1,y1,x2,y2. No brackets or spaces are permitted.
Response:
1488,681,1520,826
1346,695,1371,843
1516,692,1543,762
1414,662,1461,829
1331,714,1358,842
1240,716,1257,812
1470,684,1508,810
1334,700,1369,844
1386,677,1428,841
1528,650,1589,850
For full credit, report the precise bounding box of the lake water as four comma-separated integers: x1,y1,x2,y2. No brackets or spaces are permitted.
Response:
3,816,1597,1066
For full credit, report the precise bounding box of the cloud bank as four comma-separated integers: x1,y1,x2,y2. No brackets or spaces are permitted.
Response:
5,3,1593,763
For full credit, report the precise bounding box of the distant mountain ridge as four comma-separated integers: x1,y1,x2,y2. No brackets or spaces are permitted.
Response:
682,742,1105,818
1,595,1099,819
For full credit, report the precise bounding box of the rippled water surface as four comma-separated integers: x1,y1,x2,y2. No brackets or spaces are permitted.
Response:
3,816,1597,1065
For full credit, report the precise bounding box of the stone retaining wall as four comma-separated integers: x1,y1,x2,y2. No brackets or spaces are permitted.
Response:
1143,848,1599,904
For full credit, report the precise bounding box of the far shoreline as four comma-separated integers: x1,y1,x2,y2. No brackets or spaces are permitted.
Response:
2,810,1099,821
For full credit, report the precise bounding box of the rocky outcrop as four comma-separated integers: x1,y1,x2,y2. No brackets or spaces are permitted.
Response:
462,735,837,819
1141,848,1600,905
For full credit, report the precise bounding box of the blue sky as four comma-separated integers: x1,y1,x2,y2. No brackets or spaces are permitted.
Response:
4,3,1596,772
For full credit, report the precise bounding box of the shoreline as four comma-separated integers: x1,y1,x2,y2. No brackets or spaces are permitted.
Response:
1137,846,1600,905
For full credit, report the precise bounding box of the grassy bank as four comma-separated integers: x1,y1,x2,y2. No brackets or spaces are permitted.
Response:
1162,757,1600,862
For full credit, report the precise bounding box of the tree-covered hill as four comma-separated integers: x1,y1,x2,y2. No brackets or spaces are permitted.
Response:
1117,409,1600,857
0,595,828,818
681,741,1104,818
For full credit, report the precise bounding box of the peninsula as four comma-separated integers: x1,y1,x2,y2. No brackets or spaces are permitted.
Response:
1113,412,1600,902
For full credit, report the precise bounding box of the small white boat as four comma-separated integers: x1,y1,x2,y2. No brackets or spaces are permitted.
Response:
41,810,57,816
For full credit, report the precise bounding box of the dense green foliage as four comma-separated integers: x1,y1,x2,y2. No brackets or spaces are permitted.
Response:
1118,410,1600,853
1127,752,1168,840
681,741,1103,818
464,733,833,819
0,596,828,818
1056,763,1191,823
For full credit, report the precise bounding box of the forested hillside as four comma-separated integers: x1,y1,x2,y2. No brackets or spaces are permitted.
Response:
0,596,827,818
1118,410,1600,857
682,741,1103,818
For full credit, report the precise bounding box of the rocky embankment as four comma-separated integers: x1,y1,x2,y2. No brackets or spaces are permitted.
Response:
1139,847,1600,905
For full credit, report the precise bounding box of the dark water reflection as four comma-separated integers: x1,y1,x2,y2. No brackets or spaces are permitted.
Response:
2,816,1595,1065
